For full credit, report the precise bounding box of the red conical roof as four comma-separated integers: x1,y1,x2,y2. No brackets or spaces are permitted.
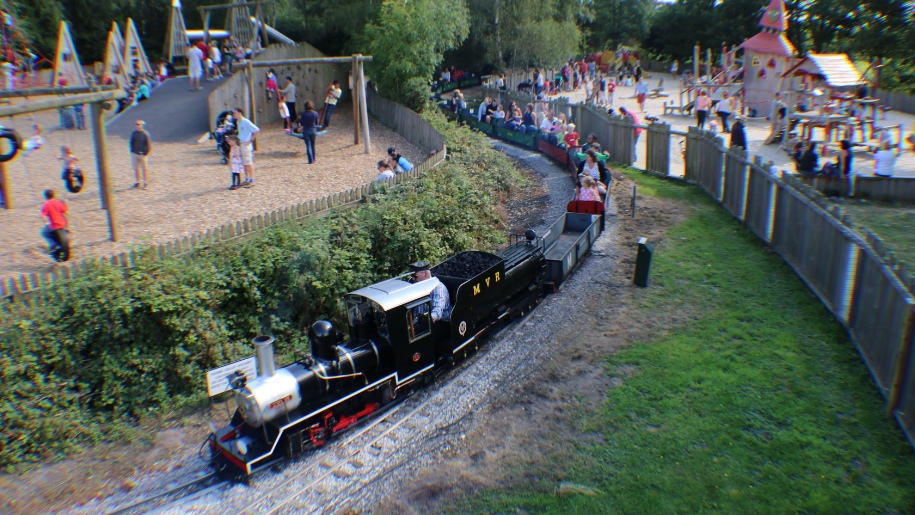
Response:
759,0,788,32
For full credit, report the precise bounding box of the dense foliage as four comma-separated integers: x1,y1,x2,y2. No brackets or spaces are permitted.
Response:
0,111,523,469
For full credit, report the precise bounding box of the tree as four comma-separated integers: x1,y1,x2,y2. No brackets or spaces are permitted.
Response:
4,0,63,59
362,0,470,110
451,0,582,71
586,0,654,52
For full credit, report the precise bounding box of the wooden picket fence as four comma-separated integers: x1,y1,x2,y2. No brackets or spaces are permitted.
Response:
1,93,447,303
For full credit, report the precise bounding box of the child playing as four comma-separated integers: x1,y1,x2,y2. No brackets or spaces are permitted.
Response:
278,94,291,132
58,146,83,193
265,68,278,100
228,136,243,190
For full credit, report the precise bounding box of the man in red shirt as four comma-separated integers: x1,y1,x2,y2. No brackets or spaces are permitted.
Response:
40,189,70,261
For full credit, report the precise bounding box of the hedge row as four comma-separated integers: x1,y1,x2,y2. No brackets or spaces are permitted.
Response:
0,111,523,469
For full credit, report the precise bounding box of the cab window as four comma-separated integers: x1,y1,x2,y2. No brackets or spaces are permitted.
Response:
405,299,431,343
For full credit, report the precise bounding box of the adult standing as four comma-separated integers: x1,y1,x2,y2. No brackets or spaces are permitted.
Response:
279,76,297,122
730,116,747,150
634,78,649,112
695,90,711,130
619,106,642,162
297,101,320,164
129,120,152,189
232,107,260,186
717,91,736,133
40,189,69,261
321,80,342,130
196,40,210,81
187,44,204,91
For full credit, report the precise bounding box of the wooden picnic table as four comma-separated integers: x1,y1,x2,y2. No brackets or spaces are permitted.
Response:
791,112,852,143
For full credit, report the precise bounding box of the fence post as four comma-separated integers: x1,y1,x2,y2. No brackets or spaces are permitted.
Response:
646,122,671,176
888,303,915,414
685,127,699,181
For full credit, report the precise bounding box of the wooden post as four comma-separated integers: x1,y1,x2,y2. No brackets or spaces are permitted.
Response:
693,44,700,82
358,55,371,154
352,55,360,145
247,60,257,151
257,4,269,52
90,101,119,242
202,11,211,46
888,303,915,414
706,48,712,81
0,161,9,210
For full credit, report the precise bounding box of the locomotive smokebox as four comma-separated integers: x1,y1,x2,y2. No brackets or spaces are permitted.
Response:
310,320,338,362
252,335,276,378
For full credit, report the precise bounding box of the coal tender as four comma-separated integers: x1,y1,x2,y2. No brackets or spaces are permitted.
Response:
208,224,595,477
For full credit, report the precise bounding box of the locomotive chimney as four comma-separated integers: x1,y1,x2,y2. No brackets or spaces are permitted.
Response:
252,335,276,378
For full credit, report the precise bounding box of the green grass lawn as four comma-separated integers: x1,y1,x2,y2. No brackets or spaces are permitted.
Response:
463,171,915,514
841,202,915,271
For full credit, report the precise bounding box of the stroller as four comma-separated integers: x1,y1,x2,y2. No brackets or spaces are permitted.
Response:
213,110,237,164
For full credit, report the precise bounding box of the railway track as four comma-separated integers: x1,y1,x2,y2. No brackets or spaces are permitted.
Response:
104,472,225,515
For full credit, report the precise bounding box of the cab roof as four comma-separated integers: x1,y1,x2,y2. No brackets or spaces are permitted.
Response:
348,278,439,311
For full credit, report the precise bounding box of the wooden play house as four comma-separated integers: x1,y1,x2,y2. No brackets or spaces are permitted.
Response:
737,0,795,117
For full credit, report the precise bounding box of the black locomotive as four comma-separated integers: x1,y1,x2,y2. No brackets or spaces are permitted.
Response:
209,235,550,476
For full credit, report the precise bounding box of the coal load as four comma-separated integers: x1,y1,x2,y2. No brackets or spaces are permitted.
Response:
434,252,501,279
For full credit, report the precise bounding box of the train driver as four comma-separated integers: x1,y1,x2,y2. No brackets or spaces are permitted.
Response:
409,261,451,322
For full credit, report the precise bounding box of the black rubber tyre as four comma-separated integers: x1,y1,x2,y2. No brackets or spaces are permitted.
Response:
0,128,22,163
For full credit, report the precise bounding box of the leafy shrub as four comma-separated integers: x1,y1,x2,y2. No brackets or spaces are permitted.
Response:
0,111,523,469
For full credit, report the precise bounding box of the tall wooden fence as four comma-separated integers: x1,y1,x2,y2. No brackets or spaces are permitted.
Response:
799,175,915,204
2,94,448,303
875,89,915,116
577,104,635,165
366,89,444,154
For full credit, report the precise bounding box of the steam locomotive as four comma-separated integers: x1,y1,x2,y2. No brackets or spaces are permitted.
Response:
209,210,604,477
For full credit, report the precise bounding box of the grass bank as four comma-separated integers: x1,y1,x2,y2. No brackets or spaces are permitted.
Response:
464,170,915,513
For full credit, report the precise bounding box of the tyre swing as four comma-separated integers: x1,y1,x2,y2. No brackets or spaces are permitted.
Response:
59,131,84,194
0,126,22,163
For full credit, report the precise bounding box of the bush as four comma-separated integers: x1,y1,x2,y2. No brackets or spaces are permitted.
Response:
0,111,523,469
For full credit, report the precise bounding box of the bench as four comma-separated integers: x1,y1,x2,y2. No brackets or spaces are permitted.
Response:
663,100,692,116
649,78,668,98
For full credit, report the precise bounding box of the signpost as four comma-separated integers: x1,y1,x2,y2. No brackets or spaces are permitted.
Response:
206,356,257,396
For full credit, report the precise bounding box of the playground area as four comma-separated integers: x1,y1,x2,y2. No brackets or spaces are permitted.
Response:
549,71,915,178
0,97,423,282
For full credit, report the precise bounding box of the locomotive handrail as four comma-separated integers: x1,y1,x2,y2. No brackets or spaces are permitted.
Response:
313,368,368,385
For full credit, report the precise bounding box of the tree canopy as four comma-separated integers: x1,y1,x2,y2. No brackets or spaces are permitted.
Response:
3,0,914,103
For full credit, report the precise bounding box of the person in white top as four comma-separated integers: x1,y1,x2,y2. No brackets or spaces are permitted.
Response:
209,43,223,79
187,44,204,91
874,142,900,177
321,80,342,129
